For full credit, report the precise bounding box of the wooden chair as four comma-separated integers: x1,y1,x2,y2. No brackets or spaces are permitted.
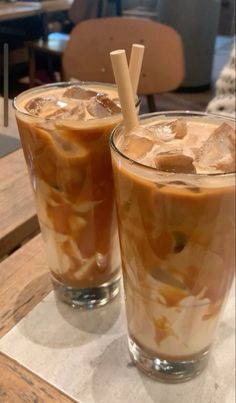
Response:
26,33,69,87
62,17,185,111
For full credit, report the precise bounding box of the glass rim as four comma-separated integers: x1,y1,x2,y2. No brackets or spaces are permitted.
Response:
110,110,236,178
13,80,140,122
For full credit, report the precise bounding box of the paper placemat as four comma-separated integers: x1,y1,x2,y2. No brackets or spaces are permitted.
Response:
0,286,234,403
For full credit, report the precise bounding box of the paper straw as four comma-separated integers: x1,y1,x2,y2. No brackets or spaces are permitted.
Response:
129,44,145,98
110,50,138,131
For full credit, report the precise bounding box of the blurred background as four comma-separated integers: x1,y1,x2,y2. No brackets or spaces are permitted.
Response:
0,0,235,112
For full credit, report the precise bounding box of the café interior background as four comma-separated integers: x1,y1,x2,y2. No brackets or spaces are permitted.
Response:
0,0,235,105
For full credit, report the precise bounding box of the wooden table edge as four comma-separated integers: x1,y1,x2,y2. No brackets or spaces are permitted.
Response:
0,351,78,402
0,235,51,338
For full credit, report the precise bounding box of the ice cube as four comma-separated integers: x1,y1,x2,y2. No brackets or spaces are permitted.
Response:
122,135,154,160
129,126,156,140
87,94,121,118
155,153,196,174
63,86,98,100
87,97,110,118
46,101,86,120
171,119,187,139
151,119,187,141
87,95,121,118
25,96,85,120
25,96,59,117
96,94,121,114
195,123,235,173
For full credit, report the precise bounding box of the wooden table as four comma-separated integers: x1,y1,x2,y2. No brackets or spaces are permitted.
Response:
0,0,72,22
0,1,40,22
0,127,235,402
0,149,39,258
0,117,73,399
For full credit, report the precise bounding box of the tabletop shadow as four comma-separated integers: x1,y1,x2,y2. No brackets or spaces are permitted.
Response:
13,274,122,349
90,331,234,403
90,335,152,403
54,290,122,335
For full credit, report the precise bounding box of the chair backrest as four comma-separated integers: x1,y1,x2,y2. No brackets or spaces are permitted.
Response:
63,17,185,95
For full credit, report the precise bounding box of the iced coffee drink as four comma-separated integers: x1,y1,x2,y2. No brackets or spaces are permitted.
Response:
14,82,124,308
110,112,235,381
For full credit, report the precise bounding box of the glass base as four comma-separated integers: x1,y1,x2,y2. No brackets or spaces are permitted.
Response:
128,336,210,383
51,274,120,309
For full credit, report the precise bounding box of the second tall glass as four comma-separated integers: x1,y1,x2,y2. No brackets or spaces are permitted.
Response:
110,111,235,382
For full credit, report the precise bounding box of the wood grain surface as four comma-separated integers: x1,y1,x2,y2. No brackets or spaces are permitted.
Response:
0,352,76,402
0,149,39,258
0,235,52,338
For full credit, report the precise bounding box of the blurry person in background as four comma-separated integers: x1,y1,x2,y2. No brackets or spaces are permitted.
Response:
207,42,236,118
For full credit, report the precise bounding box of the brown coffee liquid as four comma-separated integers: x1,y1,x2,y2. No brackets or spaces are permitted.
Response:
16,83,122,288
112,115,235,358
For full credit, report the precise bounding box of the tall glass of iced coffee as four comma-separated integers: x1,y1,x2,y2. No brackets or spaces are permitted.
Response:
110,111,235,382
14,81,125,308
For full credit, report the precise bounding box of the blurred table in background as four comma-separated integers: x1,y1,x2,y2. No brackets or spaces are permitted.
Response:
0,1,40,22
0,0,72,21
0,0,73,83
